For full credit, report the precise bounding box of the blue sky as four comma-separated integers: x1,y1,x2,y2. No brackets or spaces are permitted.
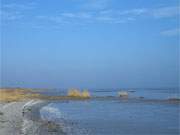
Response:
1,0,179,89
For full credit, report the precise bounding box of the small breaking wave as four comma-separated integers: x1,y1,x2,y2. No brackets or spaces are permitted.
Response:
40,104,64,121
40,104,91,135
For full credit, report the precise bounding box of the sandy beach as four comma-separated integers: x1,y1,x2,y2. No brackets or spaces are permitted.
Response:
0,100,65,135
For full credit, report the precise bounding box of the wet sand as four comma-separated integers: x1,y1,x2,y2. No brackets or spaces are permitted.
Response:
0,100,64,135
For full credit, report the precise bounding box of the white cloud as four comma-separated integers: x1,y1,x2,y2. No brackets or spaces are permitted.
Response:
82,0,110,10
61,12,92,19
118,8,148,16
36,15,67,24
2,2,37,11
161,28,180,36
61,13,76,18
96,16,114,21
152,6,180,18
1,11,23,21
36,9,138,25
35,5,179,25
1,2,37,22
1,0,179,28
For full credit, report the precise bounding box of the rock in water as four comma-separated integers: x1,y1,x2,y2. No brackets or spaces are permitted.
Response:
118,91,128,98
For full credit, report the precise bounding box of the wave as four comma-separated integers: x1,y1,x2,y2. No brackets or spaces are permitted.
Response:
40,104,91,135
40,104,64,121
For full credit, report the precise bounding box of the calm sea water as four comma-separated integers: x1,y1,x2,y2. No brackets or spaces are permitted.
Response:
40,88,180,135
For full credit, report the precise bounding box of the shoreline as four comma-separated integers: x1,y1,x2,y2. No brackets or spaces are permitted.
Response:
0,100,65,135
0,88,179,135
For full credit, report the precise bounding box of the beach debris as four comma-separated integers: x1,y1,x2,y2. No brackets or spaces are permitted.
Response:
47,121,58,132
37,121,66,134
27,108,32,111
128,90,136,93
139,96,145,99
0,112,4,115
118,91,128,98
0,119,7,123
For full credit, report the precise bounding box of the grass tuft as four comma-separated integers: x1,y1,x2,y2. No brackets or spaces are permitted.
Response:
81,90,91,98
68,89,91,98
0,88,41,102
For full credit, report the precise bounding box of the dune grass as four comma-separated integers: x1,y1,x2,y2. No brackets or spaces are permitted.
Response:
0,88,42,102
81,90,91,98
68,89,82,97
68,89,91,98
0,88,91,102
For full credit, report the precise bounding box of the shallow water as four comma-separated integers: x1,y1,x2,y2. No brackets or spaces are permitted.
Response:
40,89,180,135
39,88,179,99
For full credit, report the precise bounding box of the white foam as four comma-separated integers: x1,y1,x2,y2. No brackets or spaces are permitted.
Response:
40,104,90,135
21,119,30,133
22,100,43,110
21,100,44,135
40,105,63,121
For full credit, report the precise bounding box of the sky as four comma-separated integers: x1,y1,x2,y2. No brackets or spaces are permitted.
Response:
0,0,179,89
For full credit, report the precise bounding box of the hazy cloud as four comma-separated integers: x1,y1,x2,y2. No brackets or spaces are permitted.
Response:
61,12,92,19
152,6,180,18
37,15,63,23
2,2,37,11
82,0,110,10
1,2,37,22
161,28,180,36
1,0,179,28
1,10,23,21
35,5,179,25
118,8,148,16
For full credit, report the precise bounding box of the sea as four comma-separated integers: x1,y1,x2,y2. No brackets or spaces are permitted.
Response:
39,88,180,135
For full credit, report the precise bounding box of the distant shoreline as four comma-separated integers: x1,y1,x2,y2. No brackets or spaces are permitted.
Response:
0,88,179,103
